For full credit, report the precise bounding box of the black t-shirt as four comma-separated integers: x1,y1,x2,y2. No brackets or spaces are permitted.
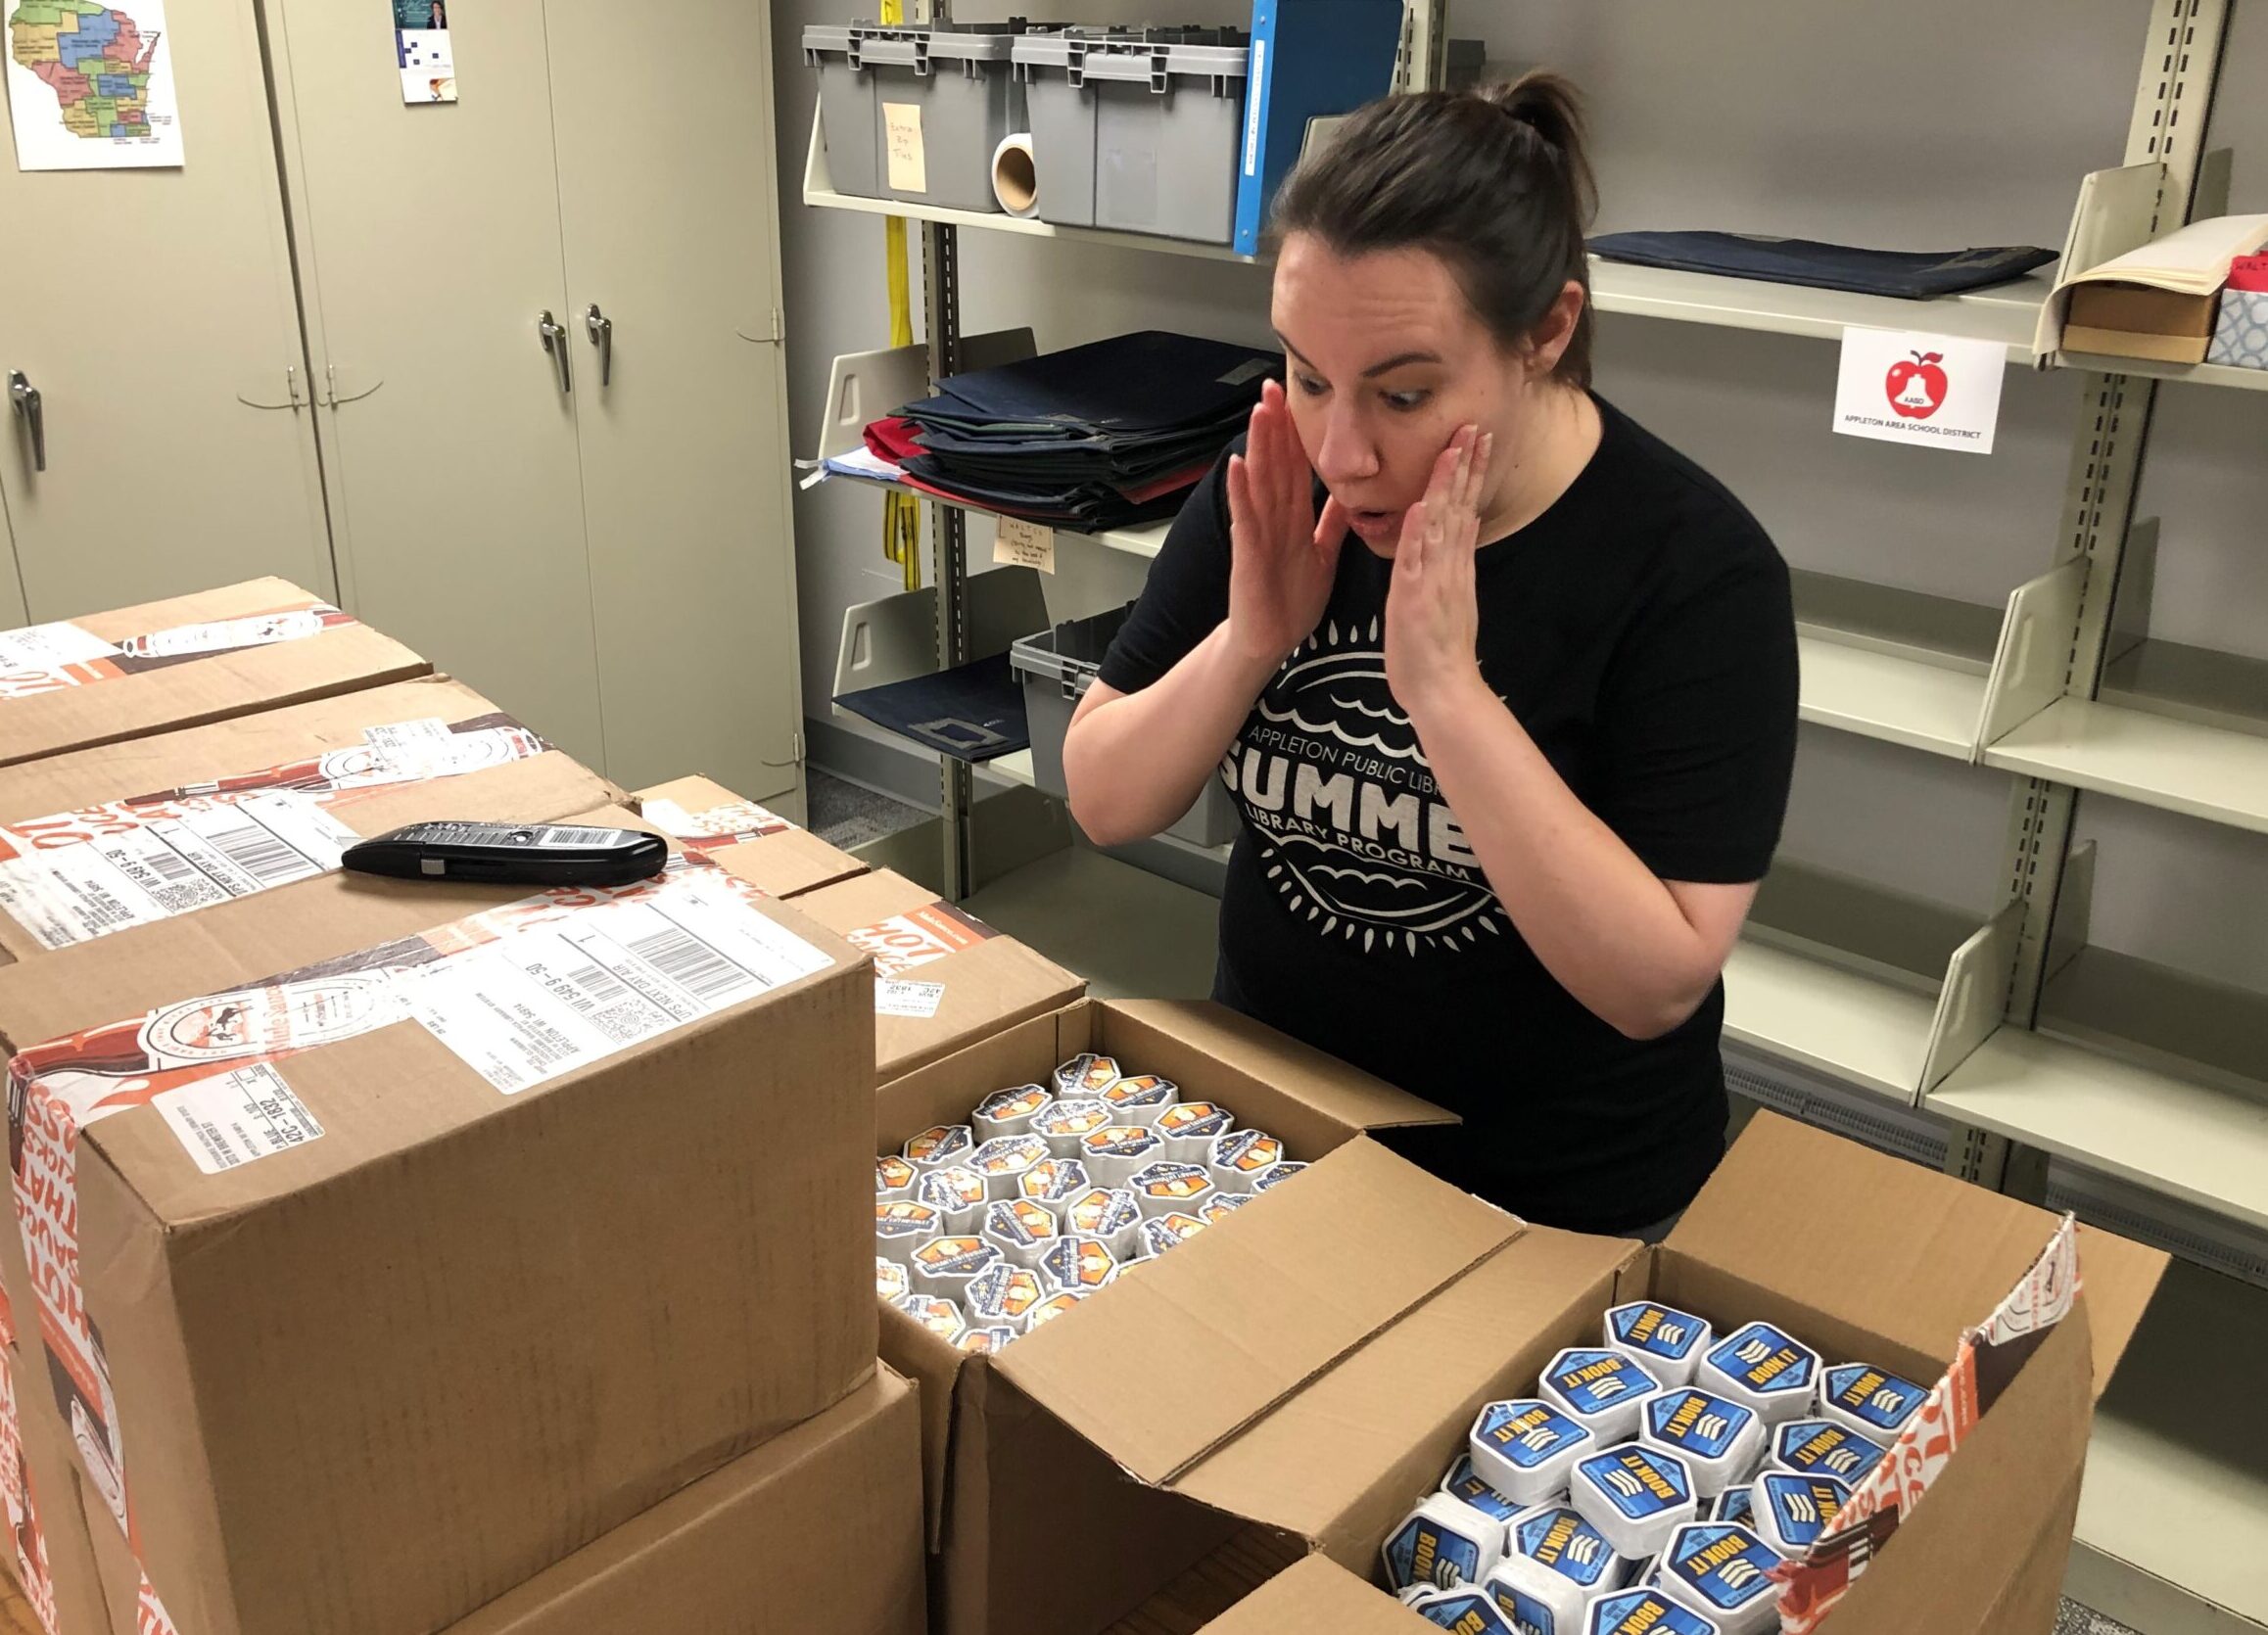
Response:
1097,396,1799,1233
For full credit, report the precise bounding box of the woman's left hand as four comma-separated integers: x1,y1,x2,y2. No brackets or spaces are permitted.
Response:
1385,424,1492,722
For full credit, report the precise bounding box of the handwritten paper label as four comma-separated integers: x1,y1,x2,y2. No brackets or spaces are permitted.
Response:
993,515,1056,574
883,101,926,194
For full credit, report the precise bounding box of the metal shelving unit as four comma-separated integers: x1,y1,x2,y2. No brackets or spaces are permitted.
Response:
801,3,2268,1626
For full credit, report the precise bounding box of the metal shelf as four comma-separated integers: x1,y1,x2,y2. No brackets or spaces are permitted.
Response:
2069,1261,2268,1635
1929,1026,2268,1237
1984,696,2268,837
2062,350,2268,393
1792,572,2003,760
1588,258,2053,352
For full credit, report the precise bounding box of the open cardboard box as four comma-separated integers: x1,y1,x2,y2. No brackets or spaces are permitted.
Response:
0,579,428,769
0,802,879,1635
0,676,622,964
801,867,1086,1081
632,773,867,899
1142,1113,2169,1635
876,998,1637,1635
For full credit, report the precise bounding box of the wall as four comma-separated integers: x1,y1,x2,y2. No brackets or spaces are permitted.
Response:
770,0,2268,991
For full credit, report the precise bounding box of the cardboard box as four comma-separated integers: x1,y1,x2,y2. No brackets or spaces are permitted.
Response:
2065,281,2218,363
800,869,1085,1080
438,1367,924,1635
633,773,865,899
0,677,620,964
0,580,427,770
875,997,1578,1635
1145,1114,2168,1635
0,1341,110,1635
0,806,879,1635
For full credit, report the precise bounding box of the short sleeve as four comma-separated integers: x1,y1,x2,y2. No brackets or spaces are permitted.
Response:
1590,529,1799,885
1096,441,1238,695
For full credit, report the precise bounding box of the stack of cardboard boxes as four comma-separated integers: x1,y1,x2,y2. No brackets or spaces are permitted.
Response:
0,584,937,1635
0,582,2178,1635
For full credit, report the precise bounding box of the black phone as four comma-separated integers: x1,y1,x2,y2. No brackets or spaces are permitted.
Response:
340,821,668,887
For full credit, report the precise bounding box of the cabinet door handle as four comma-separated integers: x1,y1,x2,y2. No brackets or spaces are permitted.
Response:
537,311,573,395
8,371,44,472
586,304,613,389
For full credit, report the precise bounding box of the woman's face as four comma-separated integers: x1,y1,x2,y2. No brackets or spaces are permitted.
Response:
1271,232,1552,557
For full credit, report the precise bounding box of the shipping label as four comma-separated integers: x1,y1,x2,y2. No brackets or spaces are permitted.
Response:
0,600,356,701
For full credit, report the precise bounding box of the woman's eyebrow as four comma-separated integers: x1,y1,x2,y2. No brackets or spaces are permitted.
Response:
1273,331,1442,378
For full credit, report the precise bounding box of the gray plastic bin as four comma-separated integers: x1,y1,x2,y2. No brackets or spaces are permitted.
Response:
1013,28,1249,244
805,22,1022,213
1011,604,1240,849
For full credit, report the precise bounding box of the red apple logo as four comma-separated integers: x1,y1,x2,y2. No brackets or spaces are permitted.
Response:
1885,351,1949,419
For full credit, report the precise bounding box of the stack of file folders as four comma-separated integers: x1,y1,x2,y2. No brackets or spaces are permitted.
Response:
839,330,1283,534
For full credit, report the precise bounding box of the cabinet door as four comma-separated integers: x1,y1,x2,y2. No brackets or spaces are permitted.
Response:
266,0,606,765
543,0,803,801
0,0,332,620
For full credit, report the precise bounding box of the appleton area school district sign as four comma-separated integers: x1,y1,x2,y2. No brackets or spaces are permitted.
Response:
1832,328,2007,455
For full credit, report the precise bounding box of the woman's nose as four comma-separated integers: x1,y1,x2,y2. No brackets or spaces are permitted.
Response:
1312,408,1380,487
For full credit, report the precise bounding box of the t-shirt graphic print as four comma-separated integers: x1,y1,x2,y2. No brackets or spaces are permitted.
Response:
1227,612,1502,957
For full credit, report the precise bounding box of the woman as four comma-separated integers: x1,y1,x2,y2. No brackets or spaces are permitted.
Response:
1062,74,1799,1237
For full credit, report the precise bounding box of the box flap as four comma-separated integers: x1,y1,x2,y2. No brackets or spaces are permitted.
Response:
1194,1555,1426,1635
1101,1002,1455,1134
993,1138,1521,1487
1799,1297,2094,1635
1669,1114,2166,1395
1176,1227,1639,1558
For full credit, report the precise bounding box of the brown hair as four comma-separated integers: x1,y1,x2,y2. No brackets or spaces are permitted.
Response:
1267,71,1599,388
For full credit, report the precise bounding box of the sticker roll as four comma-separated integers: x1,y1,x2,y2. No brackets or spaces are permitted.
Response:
1697,1324,1819,1426
1081,1124,1163,1188
971,1083,1054,1142
1033,1097,1113,1158
1018,1156,1092,1207
1468,1398,1595,1506
1155,1099,1235,1162
1640,1388,1765,1499
916,1165,989,1235
980,1197,1060,1268
1603,1300,1712,1387
1569,1443,1699,1561
1128,1159,1215,1220
1769,1419,1884,1486
969,1134,1052,1201
1099,1073,1177,1128
1035,1233,1121,1296
875,1257,909,1303
991,129,1040,218
1383,1490,1505,1594
1538,1348,1662,1444
904,1123,974,1171
875,1155,918,1201
1207,1129,1286,1193
1064,1186,1144,1259
893,1291,967,1346
1817,1362,1927,1441
1655,1521,1781,1635
907,1235,1003,1304
964,1261,1047,1336
1407,1587,1518,1632
1483,1552,1589,1635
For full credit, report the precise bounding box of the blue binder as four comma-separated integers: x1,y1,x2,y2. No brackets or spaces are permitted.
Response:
1232,0,1408,257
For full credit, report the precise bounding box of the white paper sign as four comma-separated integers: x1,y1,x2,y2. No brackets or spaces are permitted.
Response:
156,1063,326,1174
875,979,945,1019
993,515,1056,574
1832,329,2005,455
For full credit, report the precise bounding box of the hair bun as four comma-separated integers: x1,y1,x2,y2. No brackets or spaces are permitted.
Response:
1478,71,1596,221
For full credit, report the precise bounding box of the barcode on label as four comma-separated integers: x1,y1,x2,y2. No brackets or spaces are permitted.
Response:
204,816,316,885
626,921,753,1005
138,846,201,887
543,826,628,846
560,959,634,1010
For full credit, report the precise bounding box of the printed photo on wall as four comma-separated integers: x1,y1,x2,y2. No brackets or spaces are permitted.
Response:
392,0,454,104
5,0,186,170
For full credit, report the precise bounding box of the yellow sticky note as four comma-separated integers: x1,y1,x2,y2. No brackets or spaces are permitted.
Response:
993,516,1056,574
882,102,927,194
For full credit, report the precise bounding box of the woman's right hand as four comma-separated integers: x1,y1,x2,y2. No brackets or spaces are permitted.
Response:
1226,379,1347,669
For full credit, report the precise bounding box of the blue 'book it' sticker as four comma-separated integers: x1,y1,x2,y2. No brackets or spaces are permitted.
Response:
1579,1449,1690,1519
1668,1523,1780,1610
1645,1389,1753,1459
1610,1302,1706,1360
1514,1508,1619,1590
1823,1362,1928,1431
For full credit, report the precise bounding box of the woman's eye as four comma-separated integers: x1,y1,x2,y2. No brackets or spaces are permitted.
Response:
1293,374,1328,397
1384,390,1430,412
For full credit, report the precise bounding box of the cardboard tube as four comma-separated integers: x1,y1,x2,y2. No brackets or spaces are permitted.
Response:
992,130,1039,218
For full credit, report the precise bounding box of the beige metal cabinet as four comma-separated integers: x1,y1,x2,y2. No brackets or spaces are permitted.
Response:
266,0,804,800
262,0,605,763
0,0,332,620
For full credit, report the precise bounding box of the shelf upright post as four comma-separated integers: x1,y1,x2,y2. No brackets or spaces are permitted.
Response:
911,0,974,902
1954,0,2231,1191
